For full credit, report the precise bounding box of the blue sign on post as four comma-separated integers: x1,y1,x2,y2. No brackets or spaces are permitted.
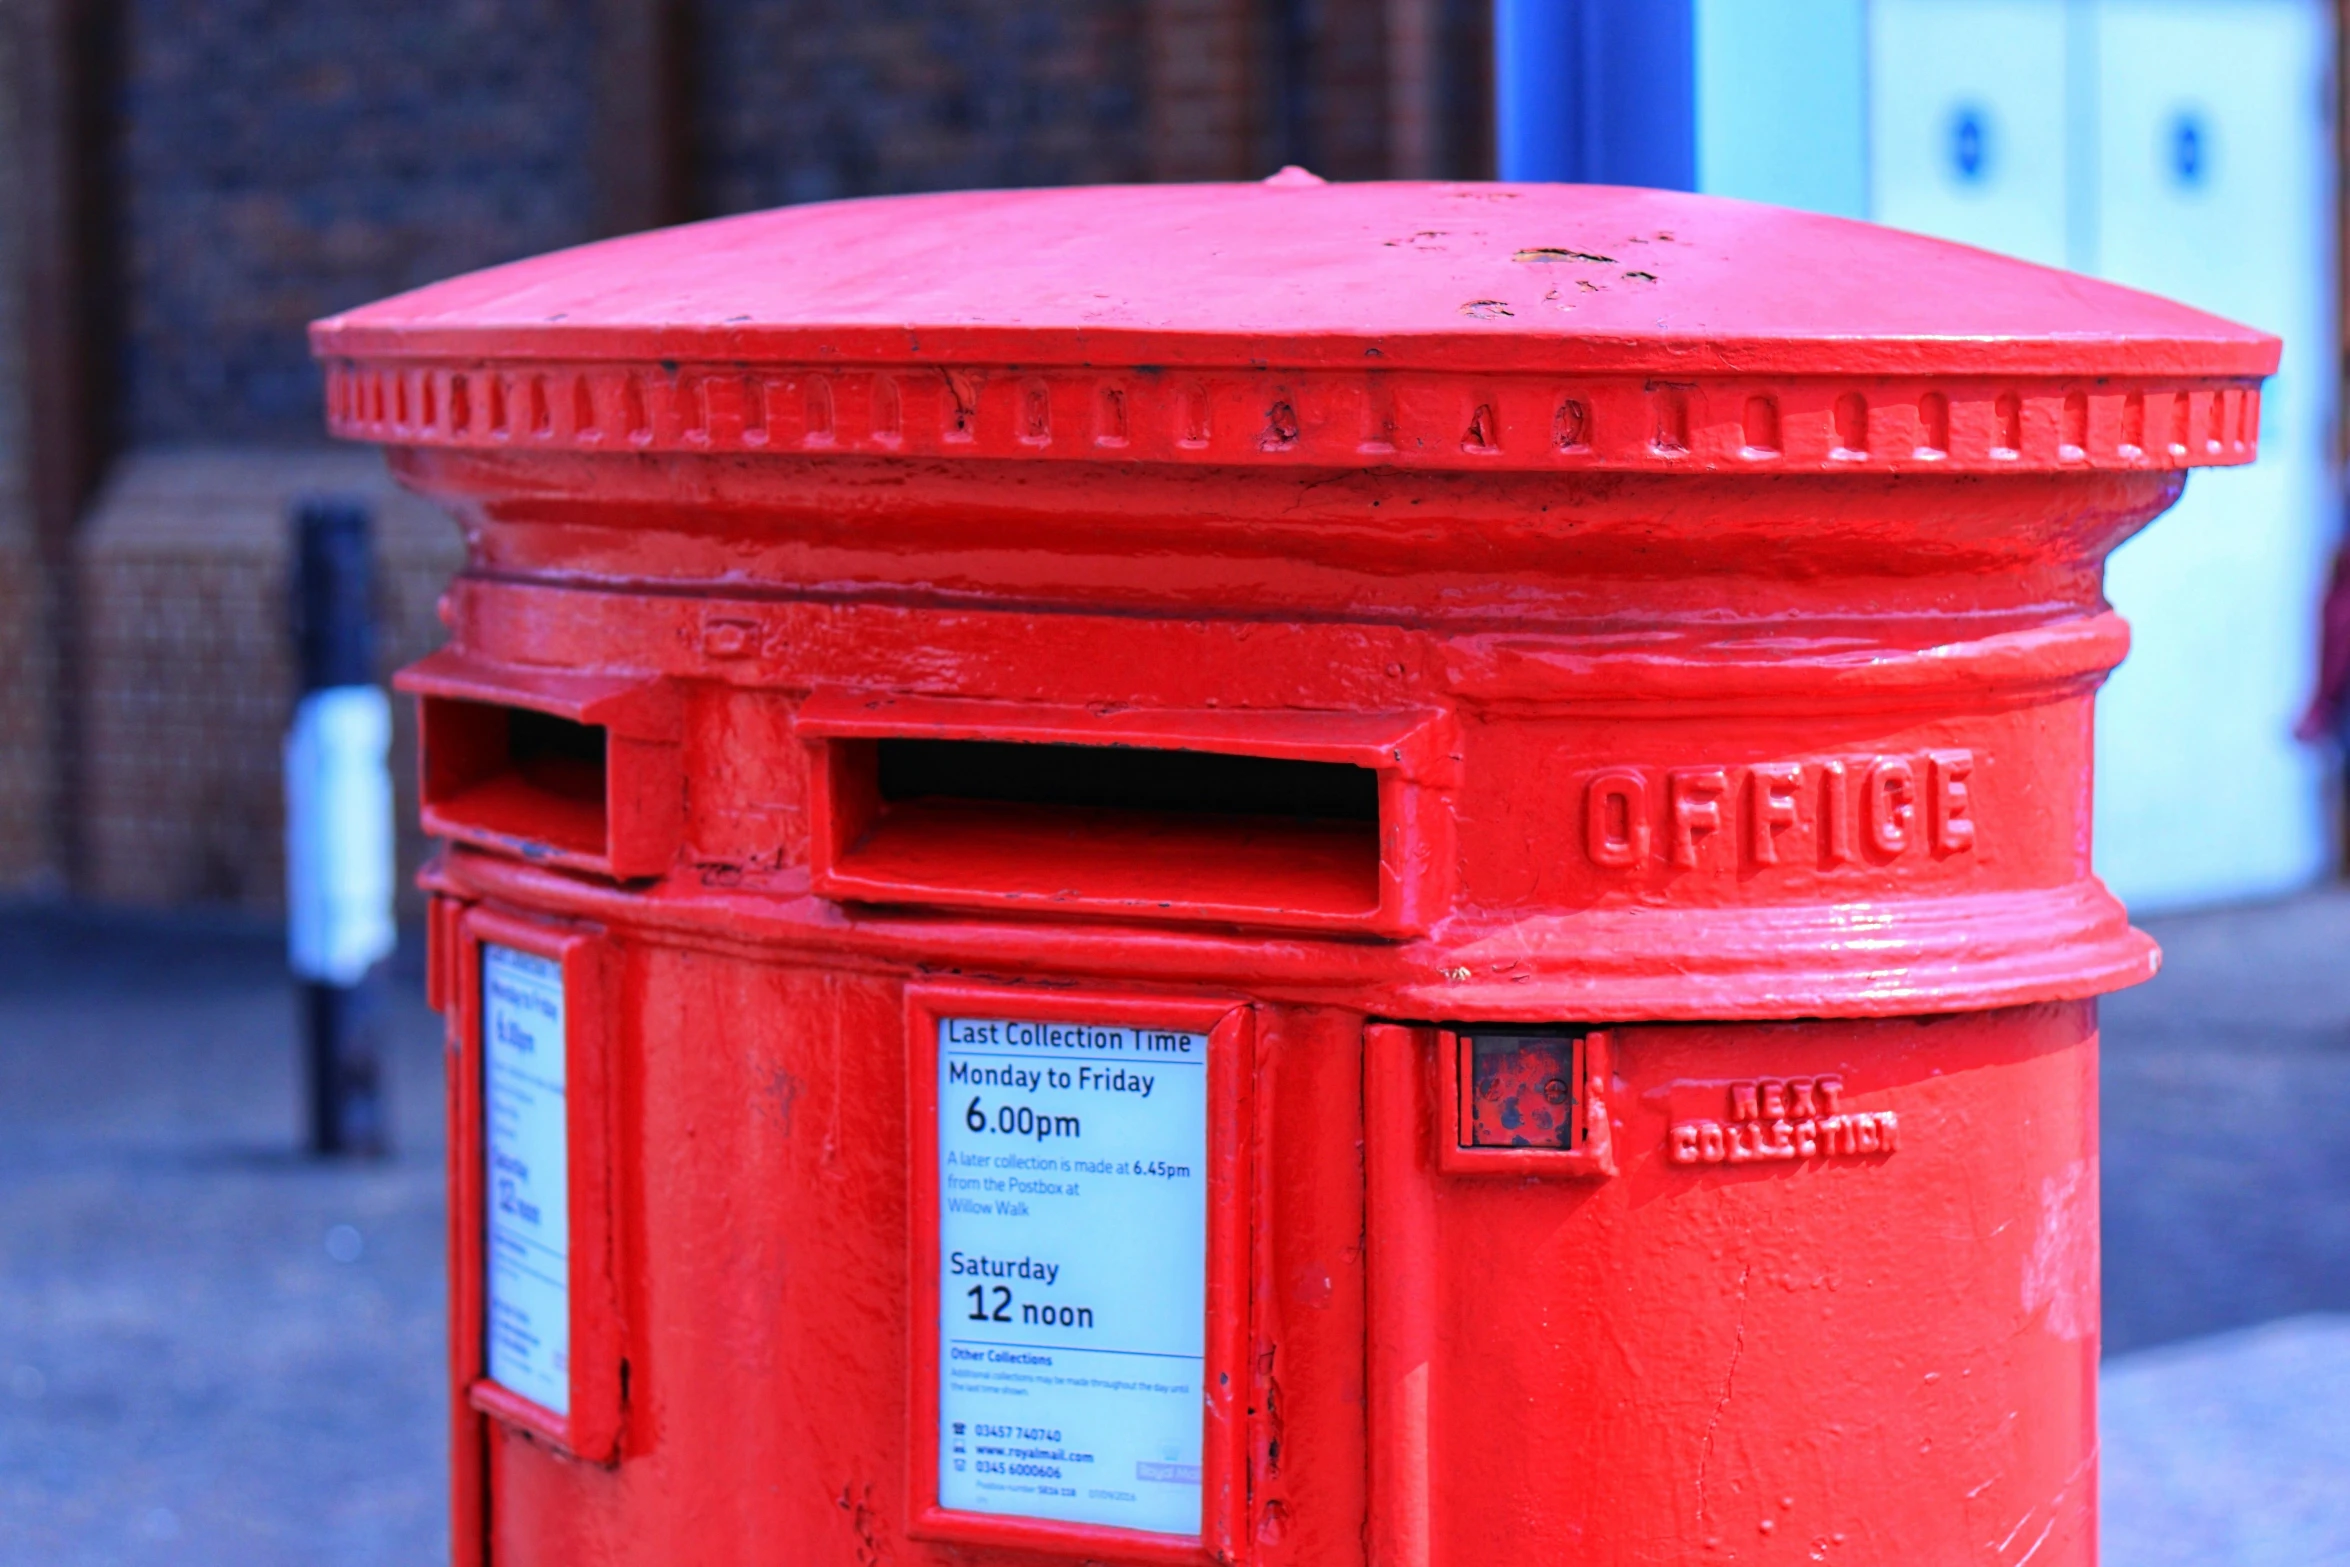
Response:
1495,0,1696,188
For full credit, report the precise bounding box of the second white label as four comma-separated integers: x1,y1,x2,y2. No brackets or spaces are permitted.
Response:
484,943,570,1416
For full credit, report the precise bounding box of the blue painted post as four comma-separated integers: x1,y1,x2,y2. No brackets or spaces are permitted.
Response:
286,496,395,1156
1495,0,1696,189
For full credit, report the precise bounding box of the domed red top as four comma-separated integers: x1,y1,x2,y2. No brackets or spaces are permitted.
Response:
312,179,2275,474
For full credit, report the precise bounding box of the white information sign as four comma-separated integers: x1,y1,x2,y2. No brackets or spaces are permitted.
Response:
937,1017,1210,1536
483,944,570,1416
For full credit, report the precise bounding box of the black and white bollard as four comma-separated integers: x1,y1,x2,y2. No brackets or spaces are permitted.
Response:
285,497,396,1156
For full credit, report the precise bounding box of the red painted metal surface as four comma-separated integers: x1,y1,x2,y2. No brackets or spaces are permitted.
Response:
328,180,2272,1567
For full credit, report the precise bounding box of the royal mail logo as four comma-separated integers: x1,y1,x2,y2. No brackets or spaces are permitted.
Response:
1584,751,1975,870
1666,1076,1899,1166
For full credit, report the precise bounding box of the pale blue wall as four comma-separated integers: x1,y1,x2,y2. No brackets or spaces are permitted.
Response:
2084,0,2336,910
1694,0,1869,217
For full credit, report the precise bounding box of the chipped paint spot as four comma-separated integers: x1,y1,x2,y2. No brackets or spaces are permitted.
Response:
2021,1159,2098,1341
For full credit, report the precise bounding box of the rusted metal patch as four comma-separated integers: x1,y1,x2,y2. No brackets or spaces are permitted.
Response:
1462,1033,1583,1150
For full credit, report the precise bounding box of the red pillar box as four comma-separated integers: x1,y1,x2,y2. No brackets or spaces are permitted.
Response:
315,179,2274,1567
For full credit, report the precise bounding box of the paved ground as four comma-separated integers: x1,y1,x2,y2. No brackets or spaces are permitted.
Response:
0,909,446,1566
2105,1314,2350,1567
2101,889,2350,1357
2098,887,2350,1566
0,892,2345,1564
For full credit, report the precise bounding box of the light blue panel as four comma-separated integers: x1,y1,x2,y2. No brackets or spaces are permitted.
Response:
1694,0,1869,216
1868,0,2072,266
2090,0,2335,911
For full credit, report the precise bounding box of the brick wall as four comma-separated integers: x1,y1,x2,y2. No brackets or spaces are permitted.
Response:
688,0,1485,210
0,14,54,891
1147,0,1262,180
1142,0,1488,186
70,0,602,908
117,0,599,446
76,451,460,914
17,0,1491,910
0,18,25,532
108,0,1488,443
0,542,46,894
693,0,1150,214
1283,0,1394,181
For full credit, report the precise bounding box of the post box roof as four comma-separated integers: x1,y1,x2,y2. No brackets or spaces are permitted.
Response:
313,180,2275,475
313,177,2275,378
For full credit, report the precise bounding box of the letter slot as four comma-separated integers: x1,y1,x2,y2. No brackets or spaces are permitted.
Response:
399,648,682,879
799,692,1456,935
